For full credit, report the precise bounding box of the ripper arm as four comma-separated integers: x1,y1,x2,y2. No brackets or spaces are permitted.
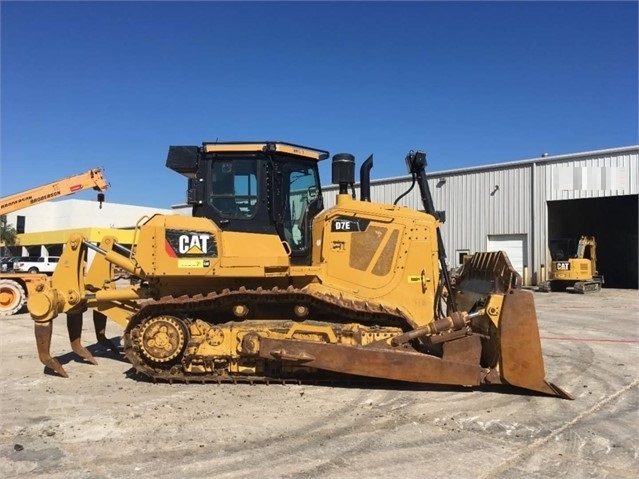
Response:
28,234,151,377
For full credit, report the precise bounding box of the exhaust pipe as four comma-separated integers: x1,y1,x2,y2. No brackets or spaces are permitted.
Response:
360,154,373,202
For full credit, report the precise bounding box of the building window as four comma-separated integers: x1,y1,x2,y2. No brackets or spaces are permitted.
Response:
16,216,25,234
456,249,471,265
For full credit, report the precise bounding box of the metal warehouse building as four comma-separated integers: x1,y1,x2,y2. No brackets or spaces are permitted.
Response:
323,145,638,289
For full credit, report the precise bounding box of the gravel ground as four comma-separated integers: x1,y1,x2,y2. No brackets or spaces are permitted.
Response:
0,288,637,478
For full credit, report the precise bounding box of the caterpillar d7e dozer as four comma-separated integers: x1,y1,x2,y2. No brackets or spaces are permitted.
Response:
27,142,571,399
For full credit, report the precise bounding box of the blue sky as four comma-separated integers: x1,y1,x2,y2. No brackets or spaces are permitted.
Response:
1,1,637,208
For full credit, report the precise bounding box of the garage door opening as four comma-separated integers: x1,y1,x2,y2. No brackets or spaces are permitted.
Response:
487,234,528,279
547,195,638,289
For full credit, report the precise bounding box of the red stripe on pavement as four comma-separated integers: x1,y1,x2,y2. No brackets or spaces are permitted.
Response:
541,336,639,343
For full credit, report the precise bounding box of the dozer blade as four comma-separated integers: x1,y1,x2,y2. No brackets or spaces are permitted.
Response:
67,313,98,366
34,322,68,378
498,289,572,399
454,251,572,399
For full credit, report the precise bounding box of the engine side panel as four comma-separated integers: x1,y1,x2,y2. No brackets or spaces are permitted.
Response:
135,215,293,281
310,196,441,329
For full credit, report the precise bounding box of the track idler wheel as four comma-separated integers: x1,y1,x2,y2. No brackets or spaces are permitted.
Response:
137,315,187,363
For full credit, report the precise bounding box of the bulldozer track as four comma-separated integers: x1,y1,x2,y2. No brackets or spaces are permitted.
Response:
123,286,411,384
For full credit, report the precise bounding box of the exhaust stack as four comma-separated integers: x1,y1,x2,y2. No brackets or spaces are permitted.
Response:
360,154,373,202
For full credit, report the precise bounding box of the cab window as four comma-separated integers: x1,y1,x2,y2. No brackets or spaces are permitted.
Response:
209,160,258,218
285,166,320,252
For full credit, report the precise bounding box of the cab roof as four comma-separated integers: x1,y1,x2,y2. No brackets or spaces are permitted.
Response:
201,141,329,161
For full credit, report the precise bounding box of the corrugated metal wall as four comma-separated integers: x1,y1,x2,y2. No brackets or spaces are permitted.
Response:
322,146,638,285
542,149,638,201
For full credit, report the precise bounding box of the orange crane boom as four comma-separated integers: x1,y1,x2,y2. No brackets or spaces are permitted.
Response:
0,167,110,316
0,168,109,215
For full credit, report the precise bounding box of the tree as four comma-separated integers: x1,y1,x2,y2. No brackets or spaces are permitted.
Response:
0,215,18,256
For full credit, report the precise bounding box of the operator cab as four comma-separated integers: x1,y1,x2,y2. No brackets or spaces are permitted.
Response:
548,238,576,261
167,142,328,265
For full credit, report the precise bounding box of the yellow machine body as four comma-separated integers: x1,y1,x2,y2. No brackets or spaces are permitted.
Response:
27,143,571,399
550,258,594,281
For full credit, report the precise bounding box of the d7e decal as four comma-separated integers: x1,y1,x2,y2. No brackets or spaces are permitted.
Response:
330,217,370,232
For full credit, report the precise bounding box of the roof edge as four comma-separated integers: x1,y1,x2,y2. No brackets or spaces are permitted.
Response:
324,145,639,189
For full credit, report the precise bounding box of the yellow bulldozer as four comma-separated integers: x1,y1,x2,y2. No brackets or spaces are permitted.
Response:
27,142,571,399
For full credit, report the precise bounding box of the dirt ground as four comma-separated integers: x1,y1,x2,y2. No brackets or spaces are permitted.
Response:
0,289,637,478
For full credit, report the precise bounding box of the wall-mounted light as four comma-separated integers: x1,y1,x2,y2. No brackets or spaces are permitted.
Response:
436,178,447,188
490,185,500,196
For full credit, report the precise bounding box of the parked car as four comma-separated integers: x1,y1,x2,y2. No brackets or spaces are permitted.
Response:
2,256,29,272
0,256,12,272
13,256,60,274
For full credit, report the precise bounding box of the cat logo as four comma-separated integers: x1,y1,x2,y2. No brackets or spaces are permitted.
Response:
178,234,210,255
165,229,218,258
